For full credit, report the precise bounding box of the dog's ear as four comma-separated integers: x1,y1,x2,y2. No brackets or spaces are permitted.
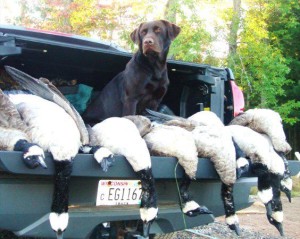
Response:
161,20,181,40
130,23,144,44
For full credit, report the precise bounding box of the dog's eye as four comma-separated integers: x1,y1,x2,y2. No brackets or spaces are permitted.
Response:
154,27,161,33
141,29,147,35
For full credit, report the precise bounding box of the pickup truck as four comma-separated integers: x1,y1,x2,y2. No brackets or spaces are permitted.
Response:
0,25,299,239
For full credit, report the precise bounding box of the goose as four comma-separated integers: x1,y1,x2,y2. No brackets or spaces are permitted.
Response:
229,108,292,202
142,123,211,216
229,109,291,153
128,111,241,235
88,117,157,238
5,66,159,238
226,125,285,236
0,88,46,169
5,90,80,239
4,66,92,239
146,109,289,235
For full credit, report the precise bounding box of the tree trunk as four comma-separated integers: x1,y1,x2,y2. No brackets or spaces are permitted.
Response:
228,0,241,56
164,0,178,23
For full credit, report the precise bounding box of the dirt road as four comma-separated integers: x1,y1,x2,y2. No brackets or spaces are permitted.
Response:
229,196,300,239
155,196,300,239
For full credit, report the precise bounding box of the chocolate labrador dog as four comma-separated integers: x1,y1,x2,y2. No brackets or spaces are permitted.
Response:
83,20,180,124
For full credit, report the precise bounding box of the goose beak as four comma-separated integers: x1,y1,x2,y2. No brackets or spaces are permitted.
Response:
275,222,284,237
229,223,241,236
280,184,292,203
38,156,48,169
56,229,64,239
142,222,150,238
185,206,212,217
268,217,284,236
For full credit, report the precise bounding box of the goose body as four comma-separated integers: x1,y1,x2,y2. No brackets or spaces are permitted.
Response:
192,125,236,185
143,123,211,218
89,117,151,172
3,66,90,239
229,108,291,153
0,89,46,168
0,127,29,150
8,93,81,160
227,125,285,235
128,112,240,233
89,117,157,237
190,121,239,234
188,111,225,128
229,108,293,203
144,124,198,179
226,125,284,175
6,91,81,237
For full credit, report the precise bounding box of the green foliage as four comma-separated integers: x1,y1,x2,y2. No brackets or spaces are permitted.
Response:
266,0,300,126
7,0,300,126
227,0,300,125
292,176,300,198
169,17,212,63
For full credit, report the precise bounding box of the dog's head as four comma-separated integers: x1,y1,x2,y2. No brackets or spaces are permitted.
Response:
130,20,180,57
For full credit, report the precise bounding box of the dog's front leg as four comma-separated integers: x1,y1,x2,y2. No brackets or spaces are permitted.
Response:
122,99,138,116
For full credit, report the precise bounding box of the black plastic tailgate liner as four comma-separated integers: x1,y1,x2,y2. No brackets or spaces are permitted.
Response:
1,151,299,179
0,151,219,179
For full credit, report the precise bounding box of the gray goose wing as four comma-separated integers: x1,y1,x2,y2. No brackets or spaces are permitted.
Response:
4,66,89,145
0,88,27,131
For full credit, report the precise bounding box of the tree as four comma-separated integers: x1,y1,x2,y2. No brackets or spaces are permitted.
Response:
266,0,300,156
223,0,300,158
228,0,241,56
226,0,299,123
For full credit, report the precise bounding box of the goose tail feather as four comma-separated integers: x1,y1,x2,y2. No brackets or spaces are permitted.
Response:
145,108,180,123
4,66,89,145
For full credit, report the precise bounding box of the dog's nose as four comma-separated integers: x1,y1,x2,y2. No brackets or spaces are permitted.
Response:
144,38,154,46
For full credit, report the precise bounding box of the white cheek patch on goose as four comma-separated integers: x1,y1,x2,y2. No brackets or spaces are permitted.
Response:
140,207,158,222
257,188,273,204
281,177,293,191
80,145,93,154
269,154,285,176
23,145,44,158
49,212,69,232
94,147,114,164
236,157,249,169
272,211,284,223
226,214,239,225
182,200,200,214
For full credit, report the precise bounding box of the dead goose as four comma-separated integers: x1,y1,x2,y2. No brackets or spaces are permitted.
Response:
229,108,293,202
88,117,158,237
4,66,90,239
142,123,211,216
127,113,241,234
5,66,160,238
0,88,46,169
136,109,289,236
6,91,81,239
226,125,286,236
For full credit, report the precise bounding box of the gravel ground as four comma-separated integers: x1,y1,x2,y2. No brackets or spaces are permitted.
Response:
1,197,299,239
158,221,294,239
154,196,299,239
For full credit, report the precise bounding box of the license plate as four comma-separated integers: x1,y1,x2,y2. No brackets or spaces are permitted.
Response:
96,180,142,206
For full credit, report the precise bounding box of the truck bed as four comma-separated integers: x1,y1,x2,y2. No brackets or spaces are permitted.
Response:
1,151,299,238
1,25,299,239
